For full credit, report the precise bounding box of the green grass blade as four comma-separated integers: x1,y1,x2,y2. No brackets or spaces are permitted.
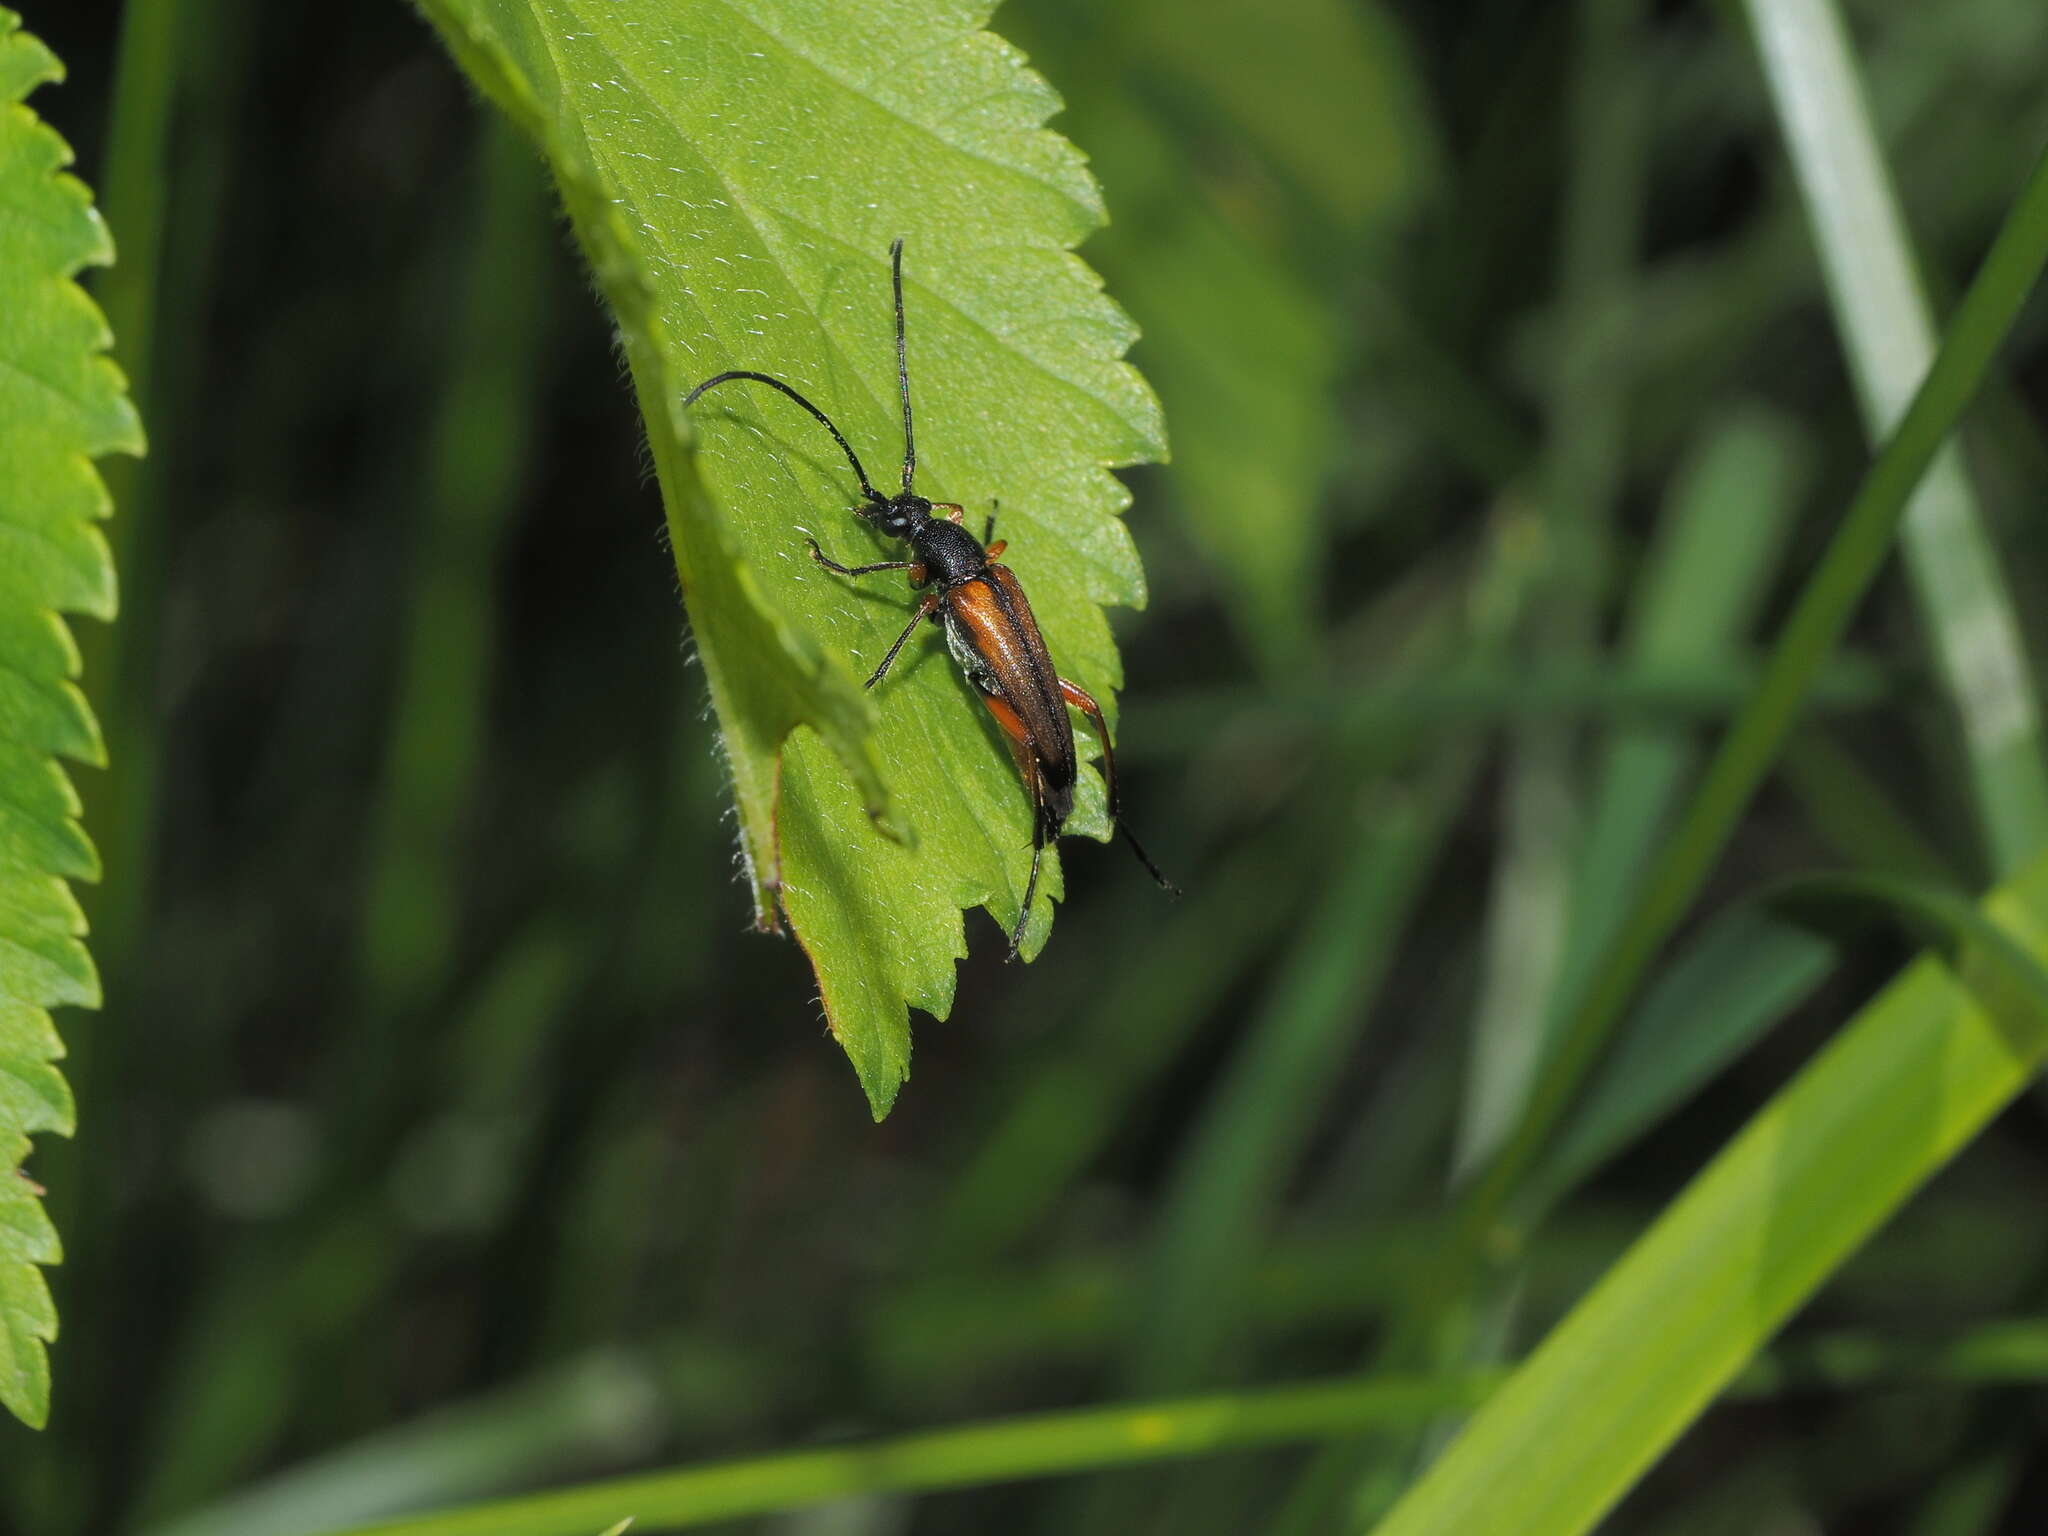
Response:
1782,725,1964,888
1766,871,2048,1022
142,1352,668,1536
1463,408,1807,1173
1367,851,2048,1536
412,0,1164,1116
325,1374,1497,1536
1549,409,1809,1022
1130,654,1891,754
154,1300,2048,1536
214,1294,2048,1536
1527,905,1835,1210
1745,0,2048,877
1509,413,1822,1208
0,9,143,1429
1469,137,2048,1228
1065,767,1475,1536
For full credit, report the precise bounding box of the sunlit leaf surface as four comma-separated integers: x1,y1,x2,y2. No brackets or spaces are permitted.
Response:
415,0,1163,1114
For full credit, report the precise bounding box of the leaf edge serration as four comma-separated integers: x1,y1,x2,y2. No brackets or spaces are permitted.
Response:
0,5,143,1430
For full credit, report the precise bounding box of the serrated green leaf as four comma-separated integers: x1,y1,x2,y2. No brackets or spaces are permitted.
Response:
0,5,140,1430
413,0,1162,1116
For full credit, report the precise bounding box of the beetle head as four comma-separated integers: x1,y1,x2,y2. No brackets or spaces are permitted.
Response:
869,491,932,540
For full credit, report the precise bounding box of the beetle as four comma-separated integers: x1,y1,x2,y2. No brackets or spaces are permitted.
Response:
683,238,1175,959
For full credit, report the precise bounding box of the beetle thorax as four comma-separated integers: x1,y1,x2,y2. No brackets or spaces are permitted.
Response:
911,516,990,586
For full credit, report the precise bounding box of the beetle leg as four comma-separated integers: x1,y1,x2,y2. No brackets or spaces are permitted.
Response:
1059,678,1179,894
981,693,1039,782
1010,748,1050,961
1056,680,1122,815
864,591,943,689
984,498,999,546
984,539,1007,561
931,502,965,523
807,537,911,578
1013,836,1045,963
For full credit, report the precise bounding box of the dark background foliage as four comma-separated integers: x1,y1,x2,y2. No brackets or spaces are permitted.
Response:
11,0,2048,1532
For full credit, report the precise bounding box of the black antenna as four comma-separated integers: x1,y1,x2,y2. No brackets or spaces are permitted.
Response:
682,369,883,504
891,237,915,493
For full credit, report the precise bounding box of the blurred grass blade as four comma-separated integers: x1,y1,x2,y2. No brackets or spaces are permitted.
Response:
1458,0,1649,1170
1511,413,1822,1208
80,0,180,974
1468,137,2048,1226
1460,736,1577,1173
1549,409,1809,1027
870,1228,1455,1397
181,1304,2048,1536
1131,653,1891,755
281,1299,2048,1536
928,831,1312,1270
357,119,551,1025
1106,169,1337,670
1745,0,2048,876
328,1374,1495,1536
1463,408,1806,1173
1907,1453,2024,1536
1123,762,1473,1393
1783,725,1964,888
1064,764,1474,1536
1368,852,2048,1536
413,0,1163,1115
1527,905,1835,1211
1766,872,2048,1017
1010,0,1436,670
0,9,144,1428
81,0,187,924
143,1351,666,1536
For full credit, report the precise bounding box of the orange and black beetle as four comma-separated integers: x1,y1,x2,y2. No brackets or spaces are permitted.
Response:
684,239,1174,958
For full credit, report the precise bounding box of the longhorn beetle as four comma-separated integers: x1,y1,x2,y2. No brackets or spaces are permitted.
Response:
683,238,1175,960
